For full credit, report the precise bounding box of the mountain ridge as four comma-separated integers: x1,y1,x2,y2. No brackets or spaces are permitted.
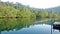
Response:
45,6,60,12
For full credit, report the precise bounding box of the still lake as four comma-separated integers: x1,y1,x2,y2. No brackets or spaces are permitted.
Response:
0,18,60,34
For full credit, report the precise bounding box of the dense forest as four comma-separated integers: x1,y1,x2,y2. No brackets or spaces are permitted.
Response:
0,0,60,18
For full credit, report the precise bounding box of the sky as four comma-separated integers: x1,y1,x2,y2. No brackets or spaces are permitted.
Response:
1,0,60,9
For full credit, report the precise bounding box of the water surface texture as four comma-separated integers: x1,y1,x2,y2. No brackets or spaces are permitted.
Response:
0,18,60,34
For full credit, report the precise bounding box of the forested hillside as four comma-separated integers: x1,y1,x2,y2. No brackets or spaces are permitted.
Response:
0,0,60,18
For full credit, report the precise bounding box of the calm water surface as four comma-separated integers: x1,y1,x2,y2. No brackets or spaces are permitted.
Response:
0,18,60,34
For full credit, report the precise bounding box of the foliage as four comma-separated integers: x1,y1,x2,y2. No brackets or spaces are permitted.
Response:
0,1,60,18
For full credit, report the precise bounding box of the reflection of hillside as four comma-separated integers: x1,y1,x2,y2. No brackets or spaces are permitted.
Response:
35,18,54,25
0,18,35,33
0,18,60,33
15,18,36,30
54,18,60,22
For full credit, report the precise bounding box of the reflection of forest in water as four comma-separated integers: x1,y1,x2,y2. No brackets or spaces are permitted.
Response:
0,18,35,33
0,18,60,33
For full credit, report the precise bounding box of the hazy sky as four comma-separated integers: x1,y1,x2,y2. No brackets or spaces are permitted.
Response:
1,0,60,8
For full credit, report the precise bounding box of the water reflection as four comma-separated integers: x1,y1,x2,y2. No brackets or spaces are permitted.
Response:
0,18,35,33
52,18,60,32
0,18,60,34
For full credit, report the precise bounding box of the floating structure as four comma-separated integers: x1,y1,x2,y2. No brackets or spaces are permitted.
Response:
53,22,60,28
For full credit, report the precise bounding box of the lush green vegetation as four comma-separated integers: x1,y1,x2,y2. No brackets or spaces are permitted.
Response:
0,18,35,32
0,1,60,18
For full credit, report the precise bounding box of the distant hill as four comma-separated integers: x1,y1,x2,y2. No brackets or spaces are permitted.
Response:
46,6,60,12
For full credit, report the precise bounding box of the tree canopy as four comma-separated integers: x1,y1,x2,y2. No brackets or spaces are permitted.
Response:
0,1,60,18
